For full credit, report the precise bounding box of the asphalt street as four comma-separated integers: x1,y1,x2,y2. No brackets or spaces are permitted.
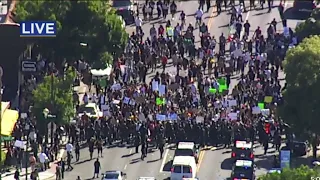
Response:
63,1,303,179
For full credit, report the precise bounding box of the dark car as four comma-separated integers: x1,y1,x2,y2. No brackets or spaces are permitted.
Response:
112,0,136,24
231,160,255,180
231,141,254,161
293,0,317,13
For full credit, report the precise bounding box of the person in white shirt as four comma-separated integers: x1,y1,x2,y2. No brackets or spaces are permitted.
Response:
38,152,48,171
135,16,143,34
66,142,73,155
237,6,243,22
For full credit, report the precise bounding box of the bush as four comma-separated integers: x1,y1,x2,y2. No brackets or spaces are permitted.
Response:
258,165,320,180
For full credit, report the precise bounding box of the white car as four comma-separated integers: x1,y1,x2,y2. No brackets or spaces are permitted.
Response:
77,103,103,118
101,171,126,180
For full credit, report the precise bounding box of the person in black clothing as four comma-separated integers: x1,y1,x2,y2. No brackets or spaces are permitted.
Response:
61,159,65,179
135,132,141,153
96,139,103,158
93,158,101,178
14,169,19,180
75,142,80,161
67,153,73,171
89,139,94,160
158,137,165,159
141,142,147,160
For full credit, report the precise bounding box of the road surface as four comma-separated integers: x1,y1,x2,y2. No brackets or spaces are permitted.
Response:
63,1,302,179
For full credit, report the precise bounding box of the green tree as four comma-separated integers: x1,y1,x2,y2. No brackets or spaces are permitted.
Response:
14,0,128,66
32,67,76,125
258,165,320,180
278,36,320,135
92,52,113,69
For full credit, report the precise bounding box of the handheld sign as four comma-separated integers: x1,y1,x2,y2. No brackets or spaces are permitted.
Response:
20,21,57,37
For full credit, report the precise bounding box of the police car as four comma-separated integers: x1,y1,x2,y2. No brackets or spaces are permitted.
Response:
231,141,254,161
174,142,199,163
231,160,255,180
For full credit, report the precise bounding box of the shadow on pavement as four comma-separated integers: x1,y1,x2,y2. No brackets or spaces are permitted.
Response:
147,159,161,163
221,158,233,170
255,154,273,170
218,24,229,28
222,150,232,154
130,157,141,164
163,160,173,172
253,12,268,16
122,153,135,158
150,19,164,25
284,7,312,20
74,159,91,165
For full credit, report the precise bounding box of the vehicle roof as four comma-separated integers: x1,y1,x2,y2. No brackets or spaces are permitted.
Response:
137,177,156,180
85,103,97,107
177,142,195,149
105,170,121,174
235,160,253,167
235,141,253,149
172,156,196,166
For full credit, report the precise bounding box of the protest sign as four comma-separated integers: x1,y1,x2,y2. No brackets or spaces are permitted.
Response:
228,100,237,107
156,98,165,105
258,103,265,109
152,80,159,91
264,96,273,103
159,85,166,96
156,114,166,121
209,88,217,94
252,106,261,114
123,97,130,104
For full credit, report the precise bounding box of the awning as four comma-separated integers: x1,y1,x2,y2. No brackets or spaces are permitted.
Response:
1,109,18,136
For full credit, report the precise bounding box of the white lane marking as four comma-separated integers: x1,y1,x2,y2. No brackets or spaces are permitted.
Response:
123,149,132,170
159,149,169,173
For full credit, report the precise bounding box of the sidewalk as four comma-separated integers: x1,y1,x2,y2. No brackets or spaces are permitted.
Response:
1,137,67,180
1,148,64,180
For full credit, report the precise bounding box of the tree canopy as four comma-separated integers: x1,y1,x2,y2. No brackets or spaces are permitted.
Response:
32,67,76,125
295,9,320,41
14,0,128,67
278,36,320,135
258,166,320,180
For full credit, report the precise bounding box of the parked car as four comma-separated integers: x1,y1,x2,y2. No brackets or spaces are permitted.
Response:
112,0,136,24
